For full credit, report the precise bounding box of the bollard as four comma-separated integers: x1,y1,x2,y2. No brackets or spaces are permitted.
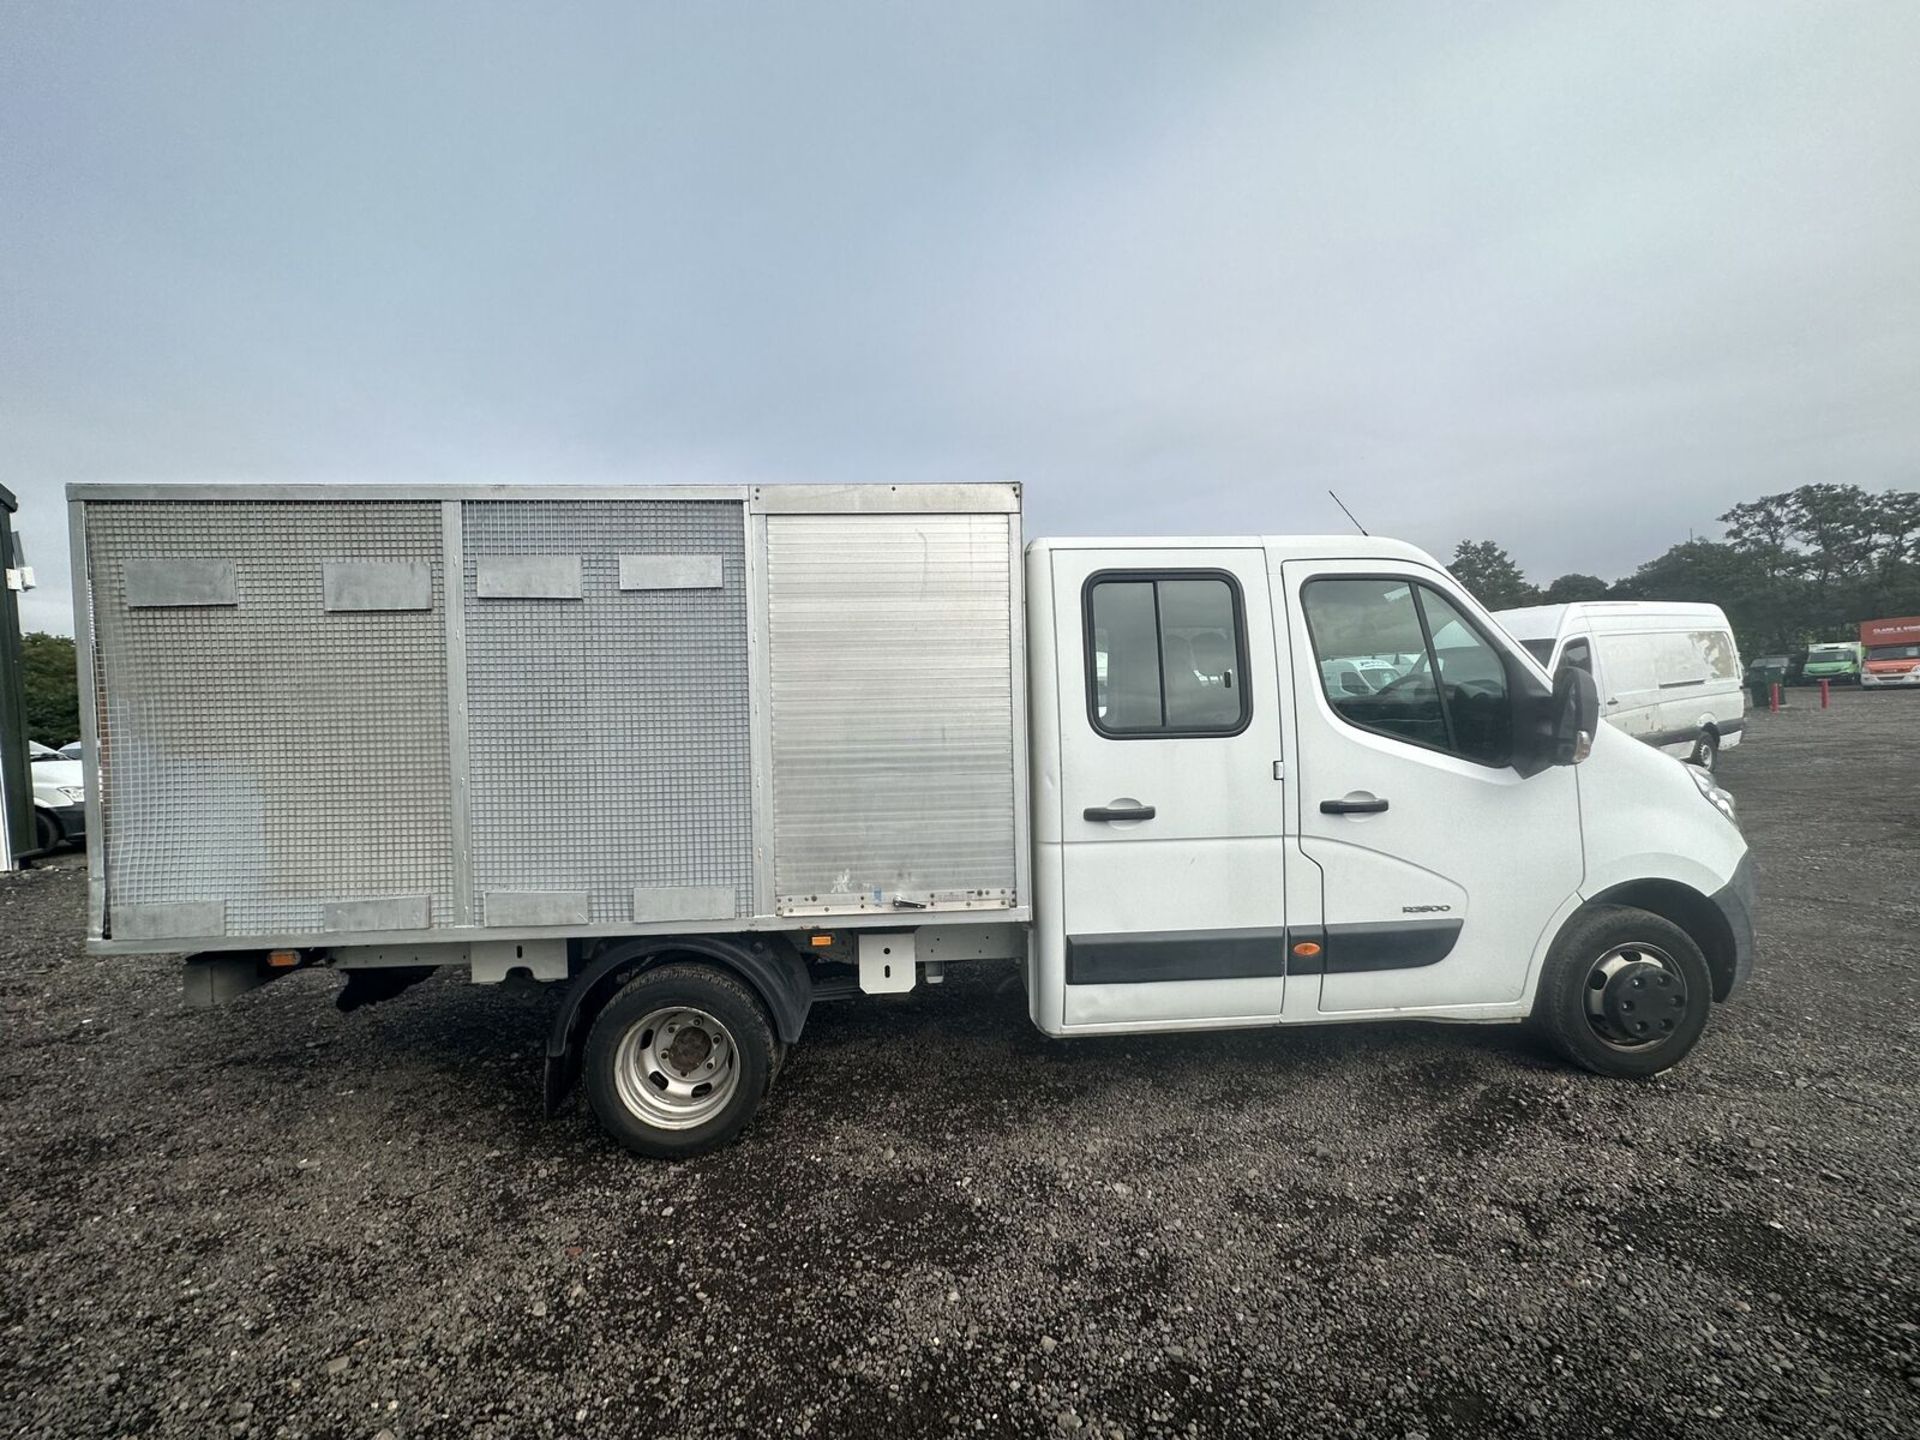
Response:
1820,678,1830,709
1770,683,1781,714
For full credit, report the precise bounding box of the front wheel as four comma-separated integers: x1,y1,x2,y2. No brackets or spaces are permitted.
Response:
1688,731,1719,770
1532,905,1713,1078
583,963,776,1159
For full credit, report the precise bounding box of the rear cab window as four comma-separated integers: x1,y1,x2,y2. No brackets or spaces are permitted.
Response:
1084,571,1251,738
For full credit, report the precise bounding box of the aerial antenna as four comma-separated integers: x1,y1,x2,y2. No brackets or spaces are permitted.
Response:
1327,489,1369,536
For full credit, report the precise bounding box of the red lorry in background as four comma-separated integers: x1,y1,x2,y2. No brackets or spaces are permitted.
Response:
1859,616,1920,690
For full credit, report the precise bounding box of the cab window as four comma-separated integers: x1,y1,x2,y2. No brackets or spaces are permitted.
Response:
1302,577,1513,766
1084,572,1250,737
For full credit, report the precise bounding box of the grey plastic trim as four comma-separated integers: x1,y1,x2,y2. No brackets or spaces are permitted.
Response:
323,561,433,612
484,890,591,927
1645,718,1745,747
1065,927,1289,985
475,555,583,600
631,885,737,923
124,559,237,608
1317,919,1462,973
322,895,430,931
115,900,227,942
618,554,723,591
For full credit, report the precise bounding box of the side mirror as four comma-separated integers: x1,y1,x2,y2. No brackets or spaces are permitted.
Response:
1549,665,1599,766
1512,661,1598,776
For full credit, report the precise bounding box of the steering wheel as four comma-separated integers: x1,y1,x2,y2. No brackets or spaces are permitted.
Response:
1371,653,1432,696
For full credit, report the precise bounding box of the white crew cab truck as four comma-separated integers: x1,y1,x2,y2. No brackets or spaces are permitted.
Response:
68,483,1755,1157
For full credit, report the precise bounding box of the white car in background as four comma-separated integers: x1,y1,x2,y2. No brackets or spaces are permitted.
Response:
28,741,88,852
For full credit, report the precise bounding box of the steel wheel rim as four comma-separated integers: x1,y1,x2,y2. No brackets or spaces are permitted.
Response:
1583,942,1689,1051
612,1006,741,1129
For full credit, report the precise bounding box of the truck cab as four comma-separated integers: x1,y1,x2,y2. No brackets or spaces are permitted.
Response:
1025,538,1753,1050
1801,642,1863,685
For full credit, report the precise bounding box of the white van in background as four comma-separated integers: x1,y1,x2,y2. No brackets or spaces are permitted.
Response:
1493,602,1746,770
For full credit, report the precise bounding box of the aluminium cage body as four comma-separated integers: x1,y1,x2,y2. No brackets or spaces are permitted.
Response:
68,483,1030,954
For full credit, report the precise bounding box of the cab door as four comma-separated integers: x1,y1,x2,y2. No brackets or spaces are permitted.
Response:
1044,546,1289,1030
1282,560,1584,1014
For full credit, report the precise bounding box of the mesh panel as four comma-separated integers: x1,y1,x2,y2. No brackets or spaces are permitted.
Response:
86,502,452,935
462,500,751,922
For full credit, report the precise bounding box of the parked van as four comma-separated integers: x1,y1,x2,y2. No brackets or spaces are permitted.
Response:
1493,602,1745,771
1801,641,1863,686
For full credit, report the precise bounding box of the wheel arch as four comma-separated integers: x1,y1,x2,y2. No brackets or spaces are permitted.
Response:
543,934,811,1116
1581,878,1739,1001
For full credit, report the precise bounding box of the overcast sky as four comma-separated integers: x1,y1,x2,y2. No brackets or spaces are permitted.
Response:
4,1,1916,635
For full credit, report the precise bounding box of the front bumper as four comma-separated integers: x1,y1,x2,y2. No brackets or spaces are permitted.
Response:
1861,670,1920,688
49,803,86,843
1709,851,1757,998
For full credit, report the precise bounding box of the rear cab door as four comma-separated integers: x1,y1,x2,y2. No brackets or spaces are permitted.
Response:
1031,543,1291,1032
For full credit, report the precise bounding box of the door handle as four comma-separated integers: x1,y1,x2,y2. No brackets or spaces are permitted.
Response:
1084,804,1156,822
1319,797,1389,815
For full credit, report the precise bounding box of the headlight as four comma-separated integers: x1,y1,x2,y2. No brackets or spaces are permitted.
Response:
1686,763,1738,826
57,785,86,803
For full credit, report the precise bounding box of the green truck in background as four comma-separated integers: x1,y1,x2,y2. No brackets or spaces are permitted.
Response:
1799,641,1864,685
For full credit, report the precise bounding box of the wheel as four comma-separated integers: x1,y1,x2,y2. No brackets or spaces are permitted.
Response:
1688,731,1719,770
583,963,776,1159
1532,905,1713,1078
33,809,61,854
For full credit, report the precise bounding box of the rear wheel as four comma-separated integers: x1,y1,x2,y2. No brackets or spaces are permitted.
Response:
583,963,776,1159
1533,905,1712,1078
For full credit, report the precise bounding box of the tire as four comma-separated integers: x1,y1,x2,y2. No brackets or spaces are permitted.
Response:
583,963,776,1159
1689,731,1719,770
1532,905,1713,1079
33,809,60,854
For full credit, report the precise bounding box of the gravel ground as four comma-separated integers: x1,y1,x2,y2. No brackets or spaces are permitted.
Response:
3,689,1917,1440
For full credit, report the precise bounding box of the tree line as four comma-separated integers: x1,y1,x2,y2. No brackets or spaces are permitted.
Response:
18,632,79,748
1449,483,1920,657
